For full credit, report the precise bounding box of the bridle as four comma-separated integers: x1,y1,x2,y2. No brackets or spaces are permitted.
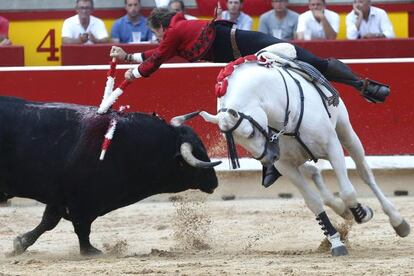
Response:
218,108,283,168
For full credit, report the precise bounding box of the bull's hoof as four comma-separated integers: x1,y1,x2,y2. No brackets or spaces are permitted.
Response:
13,236,28,255
80,246,103,256
331,245,348,257
393,219,410,237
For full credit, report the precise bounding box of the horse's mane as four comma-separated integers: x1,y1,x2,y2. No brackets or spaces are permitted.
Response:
215,55,258,98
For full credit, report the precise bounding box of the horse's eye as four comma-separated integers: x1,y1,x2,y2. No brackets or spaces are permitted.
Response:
248,129,255,138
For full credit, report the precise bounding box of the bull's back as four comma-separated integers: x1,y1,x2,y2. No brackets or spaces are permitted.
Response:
0,97,107,202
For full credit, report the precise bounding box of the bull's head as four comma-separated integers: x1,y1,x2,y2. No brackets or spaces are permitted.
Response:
171,110,280,169
171,113,221,194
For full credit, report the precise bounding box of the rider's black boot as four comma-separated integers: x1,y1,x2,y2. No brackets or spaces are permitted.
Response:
324,58,390,103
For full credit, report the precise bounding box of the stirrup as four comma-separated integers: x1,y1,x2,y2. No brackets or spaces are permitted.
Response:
360,78,390,103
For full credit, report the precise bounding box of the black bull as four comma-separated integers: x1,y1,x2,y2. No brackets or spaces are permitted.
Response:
0,96,219,255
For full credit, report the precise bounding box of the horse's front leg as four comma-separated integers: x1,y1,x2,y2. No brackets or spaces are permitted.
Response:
299,163,352,220
277,161,348,256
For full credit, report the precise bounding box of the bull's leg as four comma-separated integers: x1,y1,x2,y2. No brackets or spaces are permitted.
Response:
13,204,63,255
336,109,410,237
299,163,352,220
72,217,101,255
277,161,348,256
326,131,373,224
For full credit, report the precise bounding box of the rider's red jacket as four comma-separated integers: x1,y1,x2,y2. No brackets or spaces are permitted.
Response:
138,13,215,77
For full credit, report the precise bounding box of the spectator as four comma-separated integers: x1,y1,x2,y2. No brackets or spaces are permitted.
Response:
62,0,109,44
111,0,152,43
296,0,339,40
168,0,197,20
346,0,395,39
217,0,253,31
0,16,12,46
258,0,298,40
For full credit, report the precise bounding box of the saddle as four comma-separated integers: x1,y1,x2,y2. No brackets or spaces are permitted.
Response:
256,44,340,107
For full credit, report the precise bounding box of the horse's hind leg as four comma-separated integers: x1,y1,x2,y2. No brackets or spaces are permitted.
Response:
299,163,352,219
13,204,64,255
336,107,410,237
278,161,348,256
324,126,375,225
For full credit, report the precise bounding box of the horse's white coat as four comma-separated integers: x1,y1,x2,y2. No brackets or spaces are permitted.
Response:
202,60,409,242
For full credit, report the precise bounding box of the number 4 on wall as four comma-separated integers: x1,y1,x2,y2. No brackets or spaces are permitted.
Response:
37,29,59,61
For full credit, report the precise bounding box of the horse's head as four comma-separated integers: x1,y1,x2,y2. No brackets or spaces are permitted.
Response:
171,108,280,168
199,108,280,168
171,55,285,168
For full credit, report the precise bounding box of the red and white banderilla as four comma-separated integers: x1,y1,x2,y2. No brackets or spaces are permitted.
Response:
99,105,130,161
97,58,132,114
97,57,132,160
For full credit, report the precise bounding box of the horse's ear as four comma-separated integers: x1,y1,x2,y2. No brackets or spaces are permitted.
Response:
227,109,239,118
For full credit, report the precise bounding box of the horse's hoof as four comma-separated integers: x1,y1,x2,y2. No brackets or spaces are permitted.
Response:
393,219,410,237
331,245,348,257
362,206,374,223
13,236,27,255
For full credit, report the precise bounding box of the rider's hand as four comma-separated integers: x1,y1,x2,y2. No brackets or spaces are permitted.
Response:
124,68,136,81
110,46,127,61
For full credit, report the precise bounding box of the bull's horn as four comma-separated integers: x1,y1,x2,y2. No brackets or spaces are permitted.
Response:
170,111,201,126
180,142,222,168
199,111,219,124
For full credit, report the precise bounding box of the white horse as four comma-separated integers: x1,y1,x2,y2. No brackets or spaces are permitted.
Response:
172,48,410,256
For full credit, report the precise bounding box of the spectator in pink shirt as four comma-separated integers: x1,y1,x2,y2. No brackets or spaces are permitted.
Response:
0,16,12,46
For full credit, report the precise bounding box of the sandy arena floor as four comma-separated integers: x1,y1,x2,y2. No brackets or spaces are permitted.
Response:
0,186,413,275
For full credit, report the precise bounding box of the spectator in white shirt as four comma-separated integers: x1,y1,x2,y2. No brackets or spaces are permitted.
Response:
258,0,298,41
217,0,253,31
296,0,339,40
168,0,197,20
346,0,395,39
62,0,109,44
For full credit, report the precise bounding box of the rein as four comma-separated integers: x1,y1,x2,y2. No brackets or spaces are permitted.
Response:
219,63,318,166
278,66,317,162
219,108,283,169
217,52,337,166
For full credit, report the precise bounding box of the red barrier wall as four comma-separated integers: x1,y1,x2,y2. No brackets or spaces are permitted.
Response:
61,44,186,65
295,39,414,59
0,61,413,157
60,39,414,66
0,46,24,66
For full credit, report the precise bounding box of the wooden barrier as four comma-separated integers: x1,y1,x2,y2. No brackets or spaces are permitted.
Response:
61,44,186,65
294,38,414,59
0,60,413,157
0,45,24,66
61,39,414,66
